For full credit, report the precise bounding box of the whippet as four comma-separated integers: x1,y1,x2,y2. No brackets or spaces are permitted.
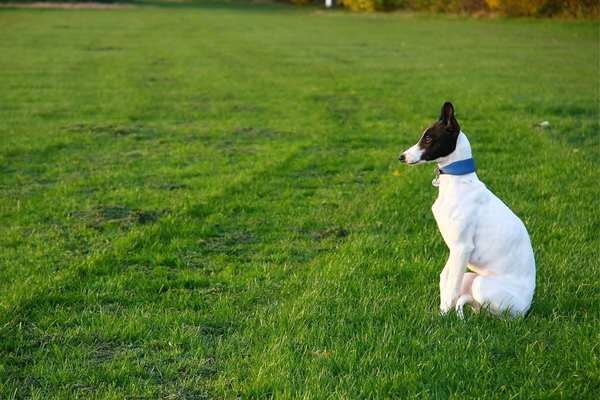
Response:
399,102,536,318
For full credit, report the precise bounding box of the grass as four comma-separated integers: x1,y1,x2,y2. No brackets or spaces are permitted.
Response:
0,1,599,398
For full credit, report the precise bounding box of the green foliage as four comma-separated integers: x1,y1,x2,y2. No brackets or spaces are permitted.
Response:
336,0,599,16
486,0,599,17
0,2,599,398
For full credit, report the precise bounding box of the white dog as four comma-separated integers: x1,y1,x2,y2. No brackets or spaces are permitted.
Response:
399,102,536,318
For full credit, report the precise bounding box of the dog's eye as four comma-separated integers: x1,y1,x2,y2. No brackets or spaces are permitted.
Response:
423,135,432,143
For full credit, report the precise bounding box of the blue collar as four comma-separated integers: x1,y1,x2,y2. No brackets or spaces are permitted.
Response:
439,158,476,175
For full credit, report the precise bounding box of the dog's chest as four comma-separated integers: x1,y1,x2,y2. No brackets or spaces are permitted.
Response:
432,196,467,243
431,179,485,246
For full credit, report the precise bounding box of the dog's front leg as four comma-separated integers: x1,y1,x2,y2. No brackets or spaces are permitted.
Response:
439,266,450,310
440,247,471,315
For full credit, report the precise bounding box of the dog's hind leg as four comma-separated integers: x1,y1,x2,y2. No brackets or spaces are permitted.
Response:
471,276,529,317
455,272,480,318
455,294,474,319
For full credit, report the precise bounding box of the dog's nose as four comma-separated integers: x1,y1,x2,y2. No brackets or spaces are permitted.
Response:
399,154,406,163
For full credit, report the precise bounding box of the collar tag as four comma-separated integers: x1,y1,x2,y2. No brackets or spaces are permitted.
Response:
432,167,440,187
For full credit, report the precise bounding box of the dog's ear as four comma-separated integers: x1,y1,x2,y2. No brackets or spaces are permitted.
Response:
439,101,460,133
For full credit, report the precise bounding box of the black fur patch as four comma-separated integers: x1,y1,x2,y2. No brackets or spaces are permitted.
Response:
419,102,461,161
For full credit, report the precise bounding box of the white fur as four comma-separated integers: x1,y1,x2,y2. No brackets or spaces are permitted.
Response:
414,132,535,317
402,143,424,164
402,129,427,164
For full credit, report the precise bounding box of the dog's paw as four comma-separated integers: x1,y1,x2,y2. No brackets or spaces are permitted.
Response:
440,291,459,316
440,297,454,315
439,305,452,316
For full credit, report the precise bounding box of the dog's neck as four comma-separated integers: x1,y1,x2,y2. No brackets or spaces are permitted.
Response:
436,132,473,169
435,132,479,190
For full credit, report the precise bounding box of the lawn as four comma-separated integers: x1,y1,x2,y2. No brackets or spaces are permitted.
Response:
0,1,598,398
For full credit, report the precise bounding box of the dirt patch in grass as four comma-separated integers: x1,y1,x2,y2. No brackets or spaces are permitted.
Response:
158,182,189,191
197,229,254,256
233,126,289,143
82,46,124,52
231,126,286,141
0,2,135,9
91,340,121,363
64,122,160,140
69,205,164,228
314,226,349,241
204,126,290,157
230,104,264,114
294,226,350,241
311,93,361,124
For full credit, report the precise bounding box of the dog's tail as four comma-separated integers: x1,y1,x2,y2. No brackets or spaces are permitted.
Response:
455,294,474,319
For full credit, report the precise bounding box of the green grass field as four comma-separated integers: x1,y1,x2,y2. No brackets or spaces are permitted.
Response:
1,1,599,398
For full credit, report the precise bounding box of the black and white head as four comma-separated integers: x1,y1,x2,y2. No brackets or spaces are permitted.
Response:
399,102,461,165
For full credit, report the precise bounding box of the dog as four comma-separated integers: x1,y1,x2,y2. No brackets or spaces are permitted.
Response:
399,102,536,318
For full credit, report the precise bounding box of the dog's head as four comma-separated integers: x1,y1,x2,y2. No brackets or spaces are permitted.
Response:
399,102,461,164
